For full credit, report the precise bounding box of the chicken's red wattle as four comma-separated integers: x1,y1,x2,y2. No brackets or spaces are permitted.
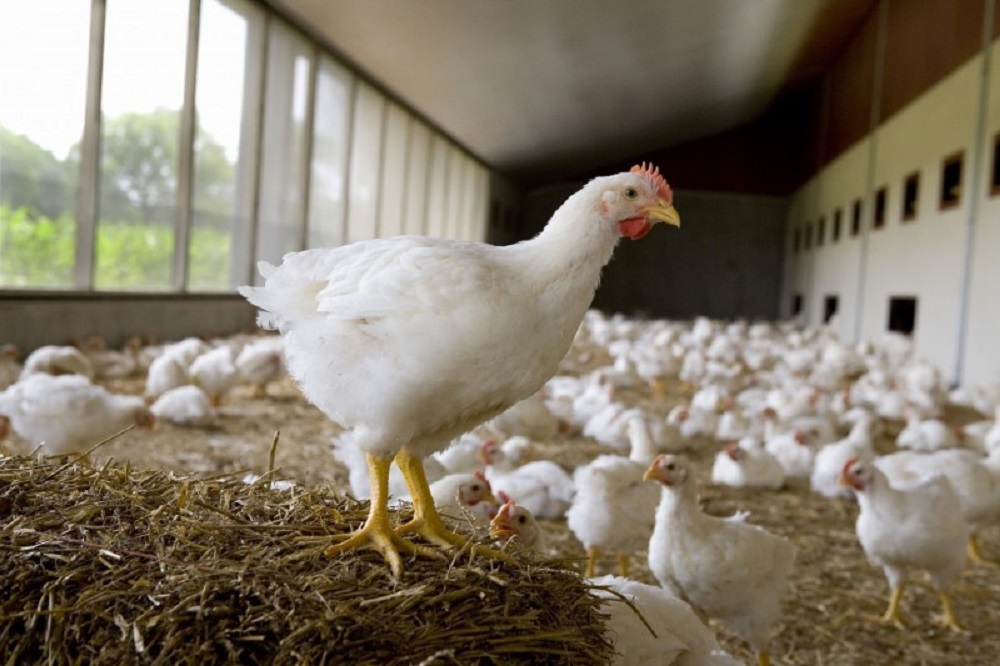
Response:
618,218,651,240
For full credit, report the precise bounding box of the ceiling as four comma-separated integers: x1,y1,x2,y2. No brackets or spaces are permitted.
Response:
272,0,876,187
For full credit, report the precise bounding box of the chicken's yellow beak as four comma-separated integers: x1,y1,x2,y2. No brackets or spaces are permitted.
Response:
644,201,681,227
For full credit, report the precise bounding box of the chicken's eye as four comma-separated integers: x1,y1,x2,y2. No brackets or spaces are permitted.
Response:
471,484,481,492
665,463,676,471
518,516,527,524
623,187,638,200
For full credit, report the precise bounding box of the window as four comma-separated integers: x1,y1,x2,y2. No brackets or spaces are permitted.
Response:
346,82,386,243
425,135,451,238
832,208,842,242
851,199,862,237
377,103,412,239
95,1,190,291
816,216,826,247
0,1,91,288
902,172,919,222
824,295,839,323
308,56,353,249
940,151,963,209
887,296,917,335
792,294,803,316
255,21,313,274
873,186,887,229
402,121,431,235
188,0,265,292
991,132,1000,196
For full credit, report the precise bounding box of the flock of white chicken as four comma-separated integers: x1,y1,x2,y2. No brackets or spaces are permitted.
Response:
2,310,1000,665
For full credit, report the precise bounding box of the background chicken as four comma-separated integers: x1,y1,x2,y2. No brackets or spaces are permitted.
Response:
240,164,679,577
0,373,154,460
645,454,795,666
840,457,969,631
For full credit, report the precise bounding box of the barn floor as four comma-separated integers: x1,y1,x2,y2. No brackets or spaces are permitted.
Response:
2,372,999,665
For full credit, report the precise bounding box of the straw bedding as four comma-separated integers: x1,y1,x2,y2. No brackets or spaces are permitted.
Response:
2,376,999,665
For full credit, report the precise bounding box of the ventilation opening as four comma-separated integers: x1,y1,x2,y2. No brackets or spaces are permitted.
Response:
902,172,919,221
873,187,887,229
887,296,917,335
817,216,826,247
793,228,801,254
804,222,812,250
824,295,839,323
832,208,842,242
851,199,862,236
940,152,963,209
792,294,803,316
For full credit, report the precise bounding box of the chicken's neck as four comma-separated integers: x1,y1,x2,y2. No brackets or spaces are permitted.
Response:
655,482,702,526
855,469,901,515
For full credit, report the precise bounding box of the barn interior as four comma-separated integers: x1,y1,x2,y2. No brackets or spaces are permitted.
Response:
2,1,1000,664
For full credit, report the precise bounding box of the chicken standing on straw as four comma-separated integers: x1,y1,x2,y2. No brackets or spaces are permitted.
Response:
241,164,679,578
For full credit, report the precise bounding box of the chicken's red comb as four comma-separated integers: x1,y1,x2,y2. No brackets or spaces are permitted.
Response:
630,162,672,202
842,456,860,475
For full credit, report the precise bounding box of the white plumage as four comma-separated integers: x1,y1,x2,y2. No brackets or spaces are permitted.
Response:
149,384,215,427
645,454,795,666
240,165,679,576
590,575,741,666
0,373,153,457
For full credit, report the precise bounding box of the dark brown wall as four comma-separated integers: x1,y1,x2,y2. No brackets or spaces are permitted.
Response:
822,7,879,164
880,0,985,122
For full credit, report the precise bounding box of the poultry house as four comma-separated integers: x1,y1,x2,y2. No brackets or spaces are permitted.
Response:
840,457,969,630
645,454,796,666
240,164,679,577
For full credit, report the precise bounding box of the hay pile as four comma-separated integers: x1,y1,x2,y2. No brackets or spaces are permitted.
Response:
0,454,613,665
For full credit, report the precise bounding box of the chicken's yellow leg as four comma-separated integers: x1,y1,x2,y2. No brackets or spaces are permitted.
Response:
324,453,440,578
584,546,599,577
937,591,965,632
968,533,998,566
617,553,630,578
880,584,906,628
756,651,770,666
394,449,514,564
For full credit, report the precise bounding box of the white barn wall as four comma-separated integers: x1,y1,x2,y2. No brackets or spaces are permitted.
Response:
962,36,1000,387
863,57,982,378
786,37,1000,386
811,141,870,342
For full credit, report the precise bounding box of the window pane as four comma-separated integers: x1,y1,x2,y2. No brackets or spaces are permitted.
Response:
378,103,410,238
346,82,385,243
402,121,431,235
0,1,90,288
308,55,352,248
188,0,264,292
255,21,312,275
425,136,450,238
444,146,465,239
95,1,189,290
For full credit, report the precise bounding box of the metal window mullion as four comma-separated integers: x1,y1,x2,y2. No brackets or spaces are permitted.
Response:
74,0,107,290
341,76,358,243
373,97,391,239
245,13,270,284
174,0,202,292
419,132,434,236
398,114,413,238
298,44,319,250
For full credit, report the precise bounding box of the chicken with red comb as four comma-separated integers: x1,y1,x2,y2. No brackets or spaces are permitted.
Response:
839,456,970,631
241,165,678,578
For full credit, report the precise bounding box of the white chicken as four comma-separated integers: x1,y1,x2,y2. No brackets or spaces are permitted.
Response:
0,373,154,459
429,471,497,526
711,438,785,490
589,575,741,666
568,414,661,577
481,436,575,519
241,164,679,577
840,457,969,630
488,499,545,551
149,384,215,427
235,335,285,397
20,344,94,379
875,447,1000,564
895,408,959,452
645,454,795,666
188,345,239,406
810,415,877,499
